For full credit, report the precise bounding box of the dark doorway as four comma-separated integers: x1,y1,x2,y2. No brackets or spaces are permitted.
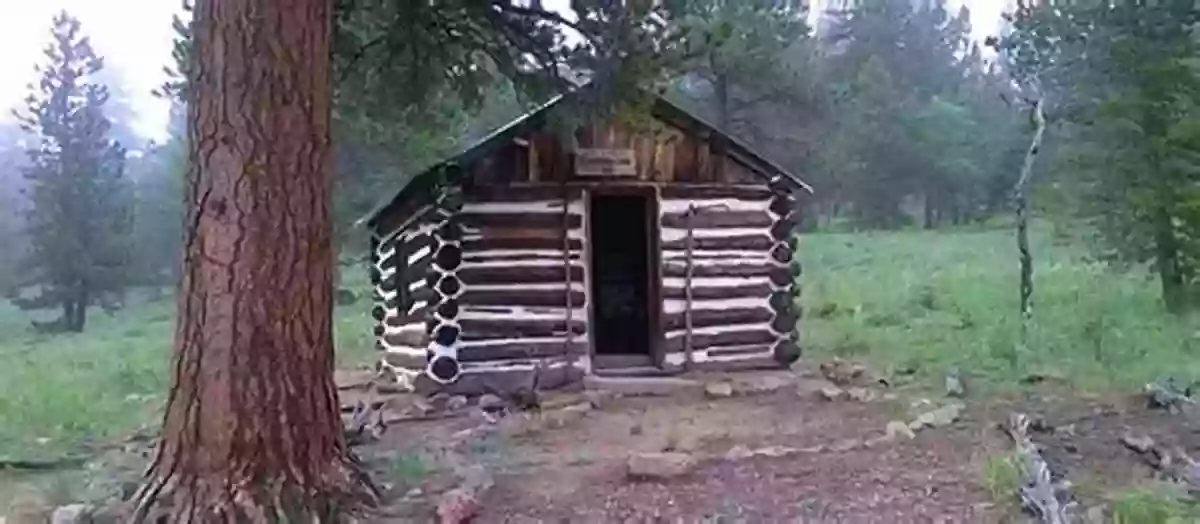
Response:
589,193,655,363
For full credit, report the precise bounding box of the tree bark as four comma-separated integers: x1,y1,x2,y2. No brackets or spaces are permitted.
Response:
1014,98,1046,347
132,0,376,520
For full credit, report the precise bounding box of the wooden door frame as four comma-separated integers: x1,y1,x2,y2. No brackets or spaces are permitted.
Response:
583,185,664,370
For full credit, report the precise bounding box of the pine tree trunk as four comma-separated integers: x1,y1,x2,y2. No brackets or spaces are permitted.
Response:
132,0,376,520
1153,199,1186,313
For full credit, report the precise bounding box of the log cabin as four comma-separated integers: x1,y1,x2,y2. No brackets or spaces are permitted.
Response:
362,90,811,395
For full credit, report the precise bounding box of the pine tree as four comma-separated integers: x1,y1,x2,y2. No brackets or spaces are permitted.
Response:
9,11,132,333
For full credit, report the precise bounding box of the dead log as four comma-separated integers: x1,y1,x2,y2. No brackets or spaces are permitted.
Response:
662,234,774,251
661,210,773,229
457,317,586,339
1006,412,1076,523
459,288,586,308
665,328,778,353
662,306,774,331
663,282,772,300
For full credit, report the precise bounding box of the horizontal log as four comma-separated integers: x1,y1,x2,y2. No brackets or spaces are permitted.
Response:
435,245,462,271
458,317,587,339
436,300,459,320
384,329,429,348
401,232,436,256
704,344,772,358
463,237,583,252
412,360,582,396
437,276,462,297
458,264,584,285
662,306,773,331
769,290,793,312
662,234,774,251
770,194,796,216
660,210,773,229
437,218,464,242
459,288,586,308
772,339,802,366
690,354,786,373
464,252,582,263
465,184,582,202
460,212,581,230
663,262,779,279
770,214,800,240
768,265,792,287
659,185,774,200
771,310,799,334
381,350,430,371
770,243,793,264
459,340,586,363
663,282,772,300
433,324,460,346
665,328,777,352
384,307,431,328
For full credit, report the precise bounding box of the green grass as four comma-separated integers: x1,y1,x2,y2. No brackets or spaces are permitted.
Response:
1110,485,1200,523
800,226,1200,393
0,273,378,464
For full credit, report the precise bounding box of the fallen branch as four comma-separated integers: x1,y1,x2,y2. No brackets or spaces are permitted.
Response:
0,455,89,471
1006,412,1077,523
1120,432,1199,496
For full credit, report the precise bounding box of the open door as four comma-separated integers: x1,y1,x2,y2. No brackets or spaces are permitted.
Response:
588,191,660,370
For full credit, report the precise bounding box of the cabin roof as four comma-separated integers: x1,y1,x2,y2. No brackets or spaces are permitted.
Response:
360,89,811,230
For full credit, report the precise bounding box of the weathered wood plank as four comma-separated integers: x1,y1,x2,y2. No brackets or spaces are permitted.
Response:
662,261,779,278
662,307,773,331
459,340,588,362
463,237,584,252
662,282,772,300
661,234,774,251
458,264,585,285
459,288,586,308
458,317,587,339
664,328,777,352
460,212,582,230
660,210,774,229
659,185,774,200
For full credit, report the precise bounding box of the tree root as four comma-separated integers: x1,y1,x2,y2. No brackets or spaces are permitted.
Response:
129,454,380,523
1006,412,1077,523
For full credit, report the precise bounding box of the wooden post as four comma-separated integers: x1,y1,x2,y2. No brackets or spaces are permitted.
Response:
562,185,576,372
683,203,696,369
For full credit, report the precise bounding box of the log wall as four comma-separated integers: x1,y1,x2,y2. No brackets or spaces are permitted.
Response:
657,182,801,371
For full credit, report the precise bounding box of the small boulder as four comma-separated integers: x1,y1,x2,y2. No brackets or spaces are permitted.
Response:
1120,432,1155,454
51,504,92,524
446,395,469,411
626,452,695,480
704,381,734,399
886,420,916,440
830,438,862,453
910,403,963,431
725,445,754,460
436,488,479,524
846,387,875,402
477,393,505,411
818,386,846,401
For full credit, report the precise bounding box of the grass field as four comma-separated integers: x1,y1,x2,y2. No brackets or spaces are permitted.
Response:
802,226,1199,393
1,226,1197,506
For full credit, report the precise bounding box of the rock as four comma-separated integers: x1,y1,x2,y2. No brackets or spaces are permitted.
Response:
846,387,875,402
704,381,734,399
945,368,966,398
830,438,862,452
725,445,754,460
436,488,479,524
735,374,793,395
544,402,592,428
477,393,505,411
820,359,867,385
446,395,469,411
1120,432,1155,454
583,389,617,409
626,452,696,480
910,403,963,431
818,386,846,401
51,504,92,524
886,420,916,440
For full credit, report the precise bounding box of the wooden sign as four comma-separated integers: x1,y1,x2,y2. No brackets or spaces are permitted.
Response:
575,148,637,177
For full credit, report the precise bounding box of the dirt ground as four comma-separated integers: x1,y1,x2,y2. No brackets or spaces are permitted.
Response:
341,362,1198,523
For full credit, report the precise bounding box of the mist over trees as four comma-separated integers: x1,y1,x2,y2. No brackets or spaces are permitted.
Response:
0,0,1196,317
